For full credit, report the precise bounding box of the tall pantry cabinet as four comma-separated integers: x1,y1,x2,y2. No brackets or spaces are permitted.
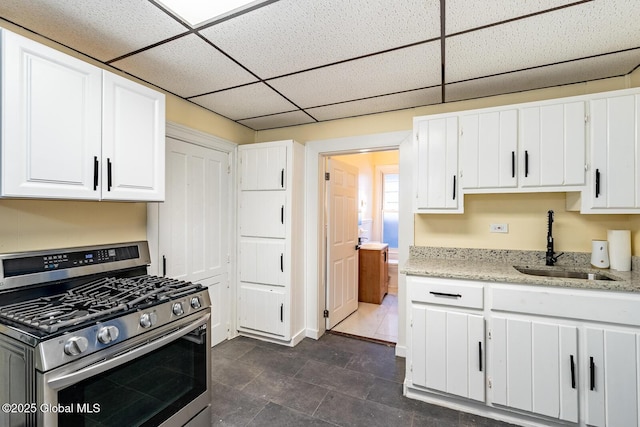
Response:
237,140,305,346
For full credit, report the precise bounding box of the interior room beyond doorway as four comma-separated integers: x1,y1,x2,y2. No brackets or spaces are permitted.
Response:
327,149,399,343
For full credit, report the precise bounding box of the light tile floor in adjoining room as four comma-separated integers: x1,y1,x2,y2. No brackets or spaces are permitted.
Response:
331,294,398,343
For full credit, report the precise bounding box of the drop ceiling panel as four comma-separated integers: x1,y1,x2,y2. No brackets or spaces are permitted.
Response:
111,34,258,98
200,0,440,79
238,111,316,130
446,0,640,83
445,0,574,34
0,0,186,61
268,42,441,108
307,87,442,121
190,83,298,120
446,49,640,102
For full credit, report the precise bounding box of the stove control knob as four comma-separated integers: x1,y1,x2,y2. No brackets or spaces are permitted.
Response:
139,312,158,328
172,302,184,316
190,297,201,309
97,325,120,344
64,336,89,356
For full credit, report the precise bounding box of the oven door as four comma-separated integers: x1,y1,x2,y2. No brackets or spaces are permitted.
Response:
37,310,211,427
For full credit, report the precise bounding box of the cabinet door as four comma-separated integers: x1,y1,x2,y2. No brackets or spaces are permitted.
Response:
460,110,517,189
1,29,102,199
239,191,286,238
239,283,287,338
492,317,578,422
415,117,460,211
588,95,638,209
240,144,287,190
586,328,639,427
411,306,485,401
239,238,286,286
102,71,165,201
520,102,585,188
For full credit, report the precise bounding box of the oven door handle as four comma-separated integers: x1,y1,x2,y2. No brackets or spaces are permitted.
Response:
47,312,210,391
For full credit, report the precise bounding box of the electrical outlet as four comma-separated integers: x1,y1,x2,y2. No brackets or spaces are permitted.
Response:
490,223,509,233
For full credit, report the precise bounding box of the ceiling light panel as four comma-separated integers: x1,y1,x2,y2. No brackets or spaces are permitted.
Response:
446,49,640,102
0,0,186,61
268,42,441,108
200,0,440,79
307,87,442,121
111,34,258,98
189,82,298,120
445,0,574,35
157,0,266,27
238,111,316,130
446,0,640,83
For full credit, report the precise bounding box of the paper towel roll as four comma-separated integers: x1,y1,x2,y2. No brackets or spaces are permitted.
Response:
607,229,631,271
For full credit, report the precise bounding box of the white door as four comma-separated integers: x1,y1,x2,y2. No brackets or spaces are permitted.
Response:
159,137,230,346
325,158,359,329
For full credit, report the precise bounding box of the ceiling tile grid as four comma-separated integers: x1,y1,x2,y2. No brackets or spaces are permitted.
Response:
111,34,258,98
0,0,186,61
199,0,441,79
267,42,442,108
1,0,639,130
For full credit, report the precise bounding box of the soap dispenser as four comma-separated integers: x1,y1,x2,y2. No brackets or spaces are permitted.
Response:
590,240,610,269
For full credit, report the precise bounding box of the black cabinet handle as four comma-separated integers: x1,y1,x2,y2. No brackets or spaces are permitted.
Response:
107,158,113,191
281,168,285,188
162,255,167,277
511,151,515,178
280,253,284,272
570,355,576,389
93,156,99,191
524,151,529,177
429,291,462,298
280,205,284,224
452,175,456,200
478,342,483,372
590,356,595,391
280,303,284,322
595,169,600,198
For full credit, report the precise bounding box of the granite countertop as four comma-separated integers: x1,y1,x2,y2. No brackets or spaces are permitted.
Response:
402,247,640,293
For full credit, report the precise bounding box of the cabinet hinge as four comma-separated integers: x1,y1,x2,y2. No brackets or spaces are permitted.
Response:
584,114,589,123
410,363,413,372
323,309,329,318
325,172,330,181
488,378,492,389
227,254,230,264
488,330,492,340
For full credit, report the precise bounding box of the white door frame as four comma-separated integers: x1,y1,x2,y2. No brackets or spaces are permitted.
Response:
305,130,412,357
147,121,238,338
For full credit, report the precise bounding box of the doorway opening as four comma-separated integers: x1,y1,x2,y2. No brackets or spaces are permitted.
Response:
325,149,399,344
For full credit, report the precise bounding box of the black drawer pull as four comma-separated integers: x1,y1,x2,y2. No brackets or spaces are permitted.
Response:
281,168,285,188
595,169,600,198
107,158,113,191
429,291,462,298
452,175,456,200
524,150,529,177
93,156,99,191
511,151,515,178
280,253,284,272
280,303,284,322
478,342,483,372
280,205,284,224
590,356,595,391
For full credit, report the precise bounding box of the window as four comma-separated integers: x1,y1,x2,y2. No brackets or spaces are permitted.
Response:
382,172,399,249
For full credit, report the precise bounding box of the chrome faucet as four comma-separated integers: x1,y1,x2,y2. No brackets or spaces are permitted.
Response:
545,210,563,266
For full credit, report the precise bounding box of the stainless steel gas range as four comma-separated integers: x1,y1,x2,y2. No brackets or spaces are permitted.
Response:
0,241,211,427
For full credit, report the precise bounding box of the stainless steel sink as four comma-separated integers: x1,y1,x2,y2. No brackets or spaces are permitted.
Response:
514,266,617,281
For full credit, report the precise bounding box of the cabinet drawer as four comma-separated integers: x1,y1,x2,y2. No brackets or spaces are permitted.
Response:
408,276,484,309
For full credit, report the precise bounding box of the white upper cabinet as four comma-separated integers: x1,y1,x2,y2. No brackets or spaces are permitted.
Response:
582,93,640,213
0,28,165,201
460,109,518,190
240,143,287,191
101,71,165,201
1,29,102,199
520,101,585,188
414,116,462,213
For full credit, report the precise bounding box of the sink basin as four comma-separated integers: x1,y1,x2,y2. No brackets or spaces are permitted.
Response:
514,266,617,281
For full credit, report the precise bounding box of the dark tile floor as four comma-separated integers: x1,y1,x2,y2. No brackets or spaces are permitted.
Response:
210,333,517,426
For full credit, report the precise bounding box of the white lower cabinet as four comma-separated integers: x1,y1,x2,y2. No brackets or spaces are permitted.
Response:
585,328,639,427
406,276,640,427
239,284,286,337
411,306,485,401
491,317,578,422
